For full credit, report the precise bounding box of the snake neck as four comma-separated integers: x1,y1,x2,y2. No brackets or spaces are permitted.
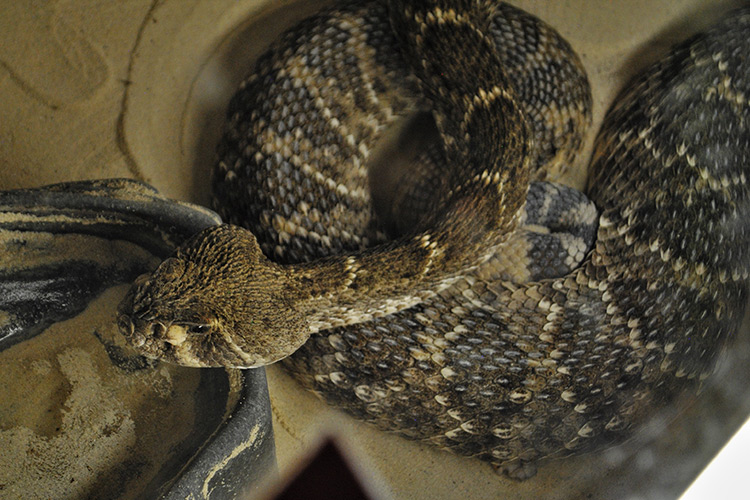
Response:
288,193,521,332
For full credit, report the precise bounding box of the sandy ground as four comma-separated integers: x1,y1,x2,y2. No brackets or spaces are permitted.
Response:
0,287,207,500
2,1,750,499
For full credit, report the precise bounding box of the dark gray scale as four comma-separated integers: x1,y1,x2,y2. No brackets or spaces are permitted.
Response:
515,182,598,281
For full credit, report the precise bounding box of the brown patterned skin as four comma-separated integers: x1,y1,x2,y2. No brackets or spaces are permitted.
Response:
118,1,750,478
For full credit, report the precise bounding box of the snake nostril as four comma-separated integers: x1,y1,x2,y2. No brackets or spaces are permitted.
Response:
150,323,166,338
117,316,135,336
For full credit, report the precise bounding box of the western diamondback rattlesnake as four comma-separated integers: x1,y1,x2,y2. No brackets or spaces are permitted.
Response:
118,0,750,477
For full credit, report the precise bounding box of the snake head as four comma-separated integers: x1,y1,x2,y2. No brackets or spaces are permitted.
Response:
117,224,310,368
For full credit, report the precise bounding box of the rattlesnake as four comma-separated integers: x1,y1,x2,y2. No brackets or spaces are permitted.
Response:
117,0,750,477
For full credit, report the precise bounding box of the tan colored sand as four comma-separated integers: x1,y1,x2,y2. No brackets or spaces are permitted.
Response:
0,286,205,500
2,1,749,499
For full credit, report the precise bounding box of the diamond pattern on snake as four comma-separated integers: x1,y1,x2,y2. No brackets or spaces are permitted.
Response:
117,0,750,478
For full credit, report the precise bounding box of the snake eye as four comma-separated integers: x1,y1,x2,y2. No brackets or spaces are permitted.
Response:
187,324,212,335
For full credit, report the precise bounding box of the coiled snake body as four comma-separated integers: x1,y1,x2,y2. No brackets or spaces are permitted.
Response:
118,0,750,477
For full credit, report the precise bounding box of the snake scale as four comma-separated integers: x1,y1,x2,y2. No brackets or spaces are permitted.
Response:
118,0,750,477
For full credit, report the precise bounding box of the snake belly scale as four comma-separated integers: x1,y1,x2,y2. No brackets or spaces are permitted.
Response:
117,0,750,477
